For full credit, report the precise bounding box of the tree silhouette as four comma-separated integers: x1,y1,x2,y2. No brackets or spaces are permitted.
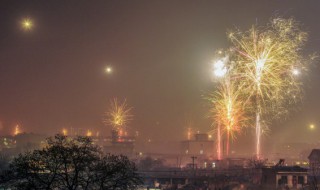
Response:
0,134,142,190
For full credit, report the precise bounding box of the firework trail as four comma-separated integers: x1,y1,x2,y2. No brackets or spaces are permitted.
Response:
209,76,250,158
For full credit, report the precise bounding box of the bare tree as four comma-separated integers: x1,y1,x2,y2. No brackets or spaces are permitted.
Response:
0,134,142,190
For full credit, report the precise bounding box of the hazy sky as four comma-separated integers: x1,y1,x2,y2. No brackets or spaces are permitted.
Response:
0,1,320,152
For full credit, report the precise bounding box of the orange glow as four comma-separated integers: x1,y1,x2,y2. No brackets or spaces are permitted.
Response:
62,128,67,136
105,66,112,73
118,129,123,137
310,124,315,130
187,128,193,140
14,125,21,136
86,130,92,137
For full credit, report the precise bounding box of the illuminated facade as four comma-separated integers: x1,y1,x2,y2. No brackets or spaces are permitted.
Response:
261,166,307,189
180,133,215,157
103,129,135,155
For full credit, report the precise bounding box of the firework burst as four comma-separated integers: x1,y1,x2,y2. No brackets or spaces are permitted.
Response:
208,76,250,158
228,17,310,158
104,98,133,133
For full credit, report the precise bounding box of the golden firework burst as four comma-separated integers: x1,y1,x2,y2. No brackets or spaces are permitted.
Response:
104,98,133,131
227,17,310,157
208,17,313,158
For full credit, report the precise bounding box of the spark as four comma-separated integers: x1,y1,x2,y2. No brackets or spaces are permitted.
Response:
104,98,133,134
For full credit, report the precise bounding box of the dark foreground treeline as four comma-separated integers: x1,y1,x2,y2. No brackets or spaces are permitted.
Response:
0,134,142,190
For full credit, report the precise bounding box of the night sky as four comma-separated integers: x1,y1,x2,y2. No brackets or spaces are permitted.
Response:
0,1,320,153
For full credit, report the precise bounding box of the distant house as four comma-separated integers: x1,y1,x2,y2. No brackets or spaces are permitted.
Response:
104,130,135,156
308,149,320,169
180,133,215,157
261,166,308,189
179,133,215,168
308,149,320,188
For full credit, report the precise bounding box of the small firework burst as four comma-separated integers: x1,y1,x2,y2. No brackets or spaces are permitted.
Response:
104,98,133,133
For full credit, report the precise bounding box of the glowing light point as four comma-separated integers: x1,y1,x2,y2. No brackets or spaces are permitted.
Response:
14,125,21,136
256,58,266,72
86,130,92,137
105,67,112,74
187,128,192,140
62,128,68,136
22,18,33,30
292,68,300,76
213,59,227,77
255,58,266,82
310,124,315,130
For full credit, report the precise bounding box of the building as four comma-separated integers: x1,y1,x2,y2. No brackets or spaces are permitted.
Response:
308,149,320,188
308,149,320,169
103,130,135,156
261,166,308,189
0,133,48,157
180,133,215,157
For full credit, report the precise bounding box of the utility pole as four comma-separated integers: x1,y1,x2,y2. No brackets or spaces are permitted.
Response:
191,156,197,186
191,156,197,169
